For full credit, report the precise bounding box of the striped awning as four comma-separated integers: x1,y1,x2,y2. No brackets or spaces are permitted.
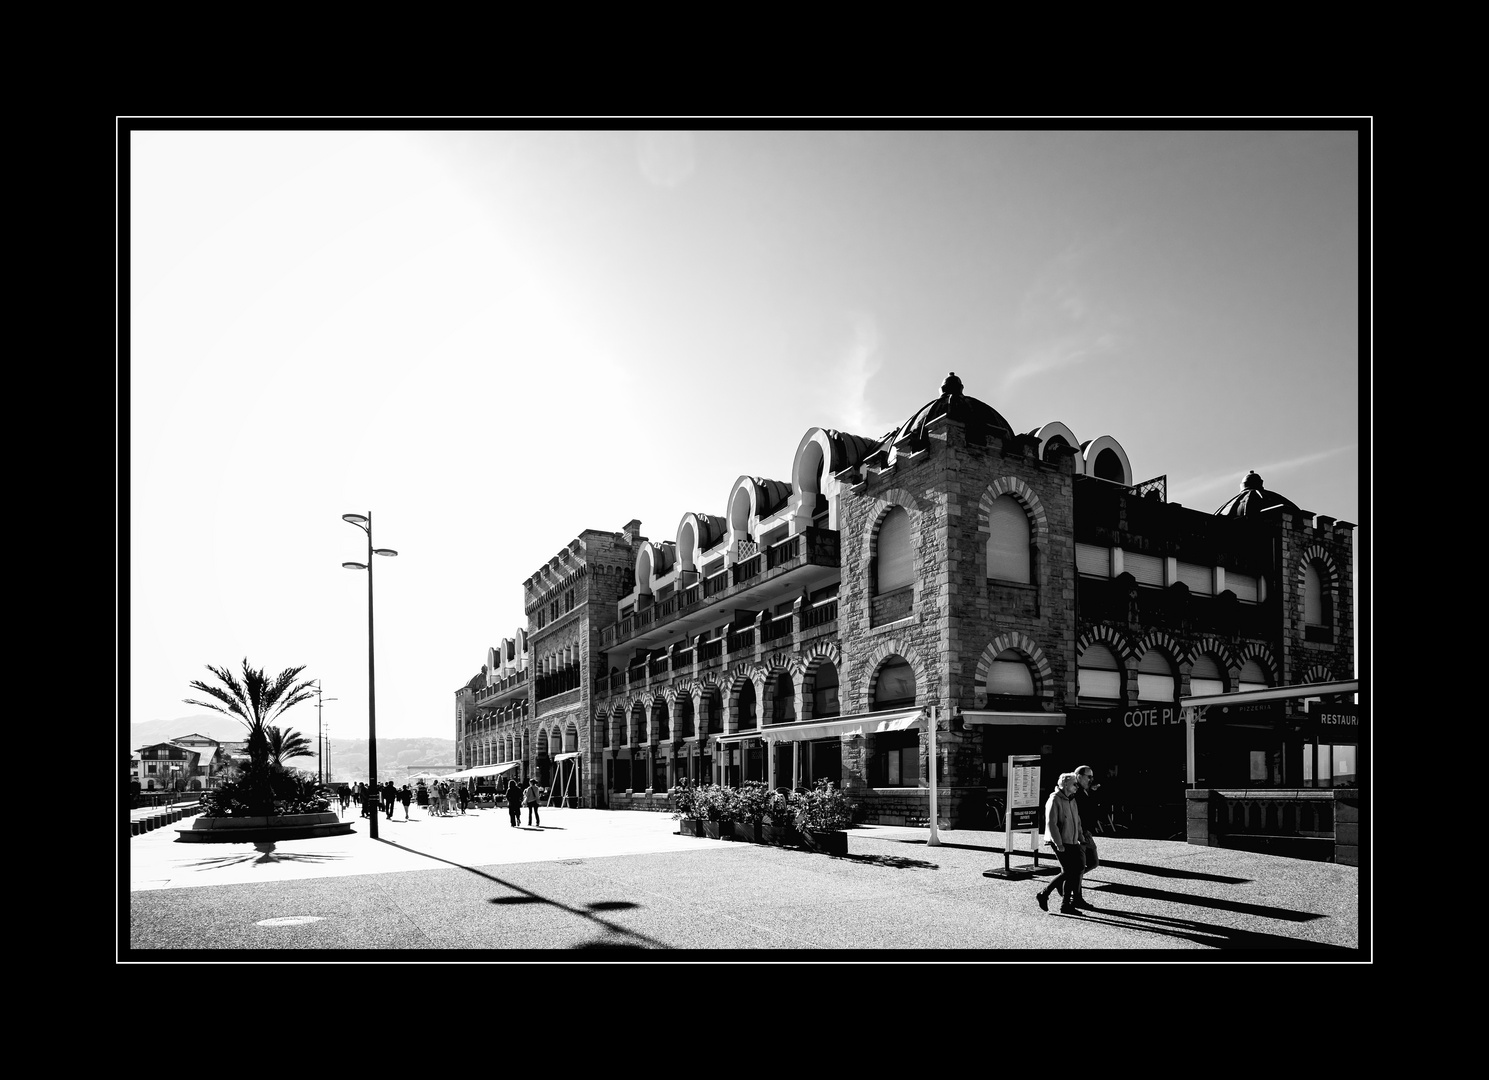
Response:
714,707,925,744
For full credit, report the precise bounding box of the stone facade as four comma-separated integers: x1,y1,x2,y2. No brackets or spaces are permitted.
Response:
458,374,1357,837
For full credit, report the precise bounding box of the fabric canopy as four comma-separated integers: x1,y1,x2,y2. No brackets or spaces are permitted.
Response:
961,710,1066,727
715,707,925,744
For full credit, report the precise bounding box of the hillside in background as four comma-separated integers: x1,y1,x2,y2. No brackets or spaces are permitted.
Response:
129,715,454,784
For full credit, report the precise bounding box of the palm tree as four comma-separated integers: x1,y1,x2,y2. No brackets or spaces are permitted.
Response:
184,659,317,771
265,725,314,768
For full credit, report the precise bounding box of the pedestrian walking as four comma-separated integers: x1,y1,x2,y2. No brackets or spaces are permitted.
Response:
1073,764,1100,904
505,779,522,827
1036,772,1089,915
399,783,412,820
416,780,429,813
458,783,470,815
524,778,541,827
383,779,397,820
339,787,350,816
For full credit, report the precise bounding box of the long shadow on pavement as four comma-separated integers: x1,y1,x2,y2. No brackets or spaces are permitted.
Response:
377,839,669,949
1060,906,1355,951
1089,881,1322,921
888,839,1250,884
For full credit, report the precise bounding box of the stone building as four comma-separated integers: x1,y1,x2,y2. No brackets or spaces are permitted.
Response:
458,373,1356,836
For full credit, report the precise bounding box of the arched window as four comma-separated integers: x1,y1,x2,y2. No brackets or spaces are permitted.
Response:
1189,653,1227,697
1137,649,1176,703
1238,659,1271,693
1078,644,1123,704
737,680,757,729
1304,563,1323,624
873,656,917,710
875,507,913,595
812,663,840,718
986,649,1036,707
1093,448,1125,482
986,495,1032,584
772,672,796,723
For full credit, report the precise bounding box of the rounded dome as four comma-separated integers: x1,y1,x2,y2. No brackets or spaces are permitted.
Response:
1214,470,1299,518
882,372,1014,454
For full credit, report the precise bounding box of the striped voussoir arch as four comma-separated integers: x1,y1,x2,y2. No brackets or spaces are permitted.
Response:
1187,634,1236,670
1232,641,1278,682
1296,543,1341,589
975,632,1055,699
977,476,1050,542
1076,624,1133,662
860,637,929,703
1134,628,1185,665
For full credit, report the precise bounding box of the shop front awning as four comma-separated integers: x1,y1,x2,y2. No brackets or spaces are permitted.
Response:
552,751,581,762
451,762,522,779
714,707,926,745
961,709,1066,727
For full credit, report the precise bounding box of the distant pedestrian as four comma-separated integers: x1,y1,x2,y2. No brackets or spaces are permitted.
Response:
458,784,470,815
416,781,429,812
524,778,541,827
505,780,522,827
383,780,397,820
1036,772,1088,915
399,784,412,820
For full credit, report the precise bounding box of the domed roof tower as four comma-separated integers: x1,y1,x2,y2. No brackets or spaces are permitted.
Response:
1214,470,1300,518
870,372,1014,467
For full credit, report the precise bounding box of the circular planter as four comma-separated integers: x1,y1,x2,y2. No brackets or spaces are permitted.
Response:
176,811,353,843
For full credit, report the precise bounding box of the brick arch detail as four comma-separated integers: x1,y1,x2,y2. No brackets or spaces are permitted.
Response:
799,639,842,680
977,477,1050,543
974,633,1056,702
1232,642,1278,684
860,638,930,707
1133,629,1185,670
1296,543,1341,590
1187,635,1236,671
1076,624,1134,663
1303,662,1338,684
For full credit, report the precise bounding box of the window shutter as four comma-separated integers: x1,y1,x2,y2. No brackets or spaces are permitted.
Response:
1304,564,1323,625
874,658,916,706
986,650,1035,696
1078,644,1122,701
1076,544,1109,577
1227,572,1258,603
1177,561,1213,594
1238,659,1269,692
876,507,913,592
986,496,1031,583
1189,654,1225,696
1125,552,1164,587
1137,650,1175,702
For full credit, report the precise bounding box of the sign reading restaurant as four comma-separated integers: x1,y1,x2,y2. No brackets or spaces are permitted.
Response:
1310,703,1359,741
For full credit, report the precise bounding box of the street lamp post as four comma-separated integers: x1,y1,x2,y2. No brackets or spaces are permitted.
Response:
310,682,339,786
343,511,397,840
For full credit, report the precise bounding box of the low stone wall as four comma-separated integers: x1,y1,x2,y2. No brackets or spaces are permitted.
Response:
1186,788,1360,865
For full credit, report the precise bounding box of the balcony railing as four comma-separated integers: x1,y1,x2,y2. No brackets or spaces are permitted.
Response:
604,528,840,652
802,597,838,629
699,639,722,662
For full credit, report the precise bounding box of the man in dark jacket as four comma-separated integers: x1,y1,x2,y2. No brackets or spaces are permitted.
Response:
1072,765,1100,909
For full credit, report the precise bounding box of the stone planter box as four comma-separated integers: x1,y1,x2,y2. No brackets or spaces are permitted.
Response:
176,811,354,843
702,820,725,840
729,821,763,844
800,829,849,856
677,819,703,837
761,823,804,847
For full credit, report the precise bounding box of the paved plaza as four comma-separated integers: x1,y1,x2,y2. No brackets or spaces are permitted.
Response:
124,803,1365,959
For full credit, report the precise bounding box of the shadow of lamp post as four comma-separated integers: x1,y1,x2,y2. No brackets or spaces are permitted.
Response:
342,511,397,840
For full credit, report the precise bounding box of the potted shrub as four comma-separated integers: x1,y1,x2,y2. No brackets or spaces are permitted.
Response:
792,779,855,856
697,785,727,839
762,787,804,847
730,780,769,843
670,782,702,837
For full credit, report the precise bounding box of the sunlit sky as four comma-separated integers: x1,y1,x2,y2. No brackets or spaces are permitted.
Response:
127,126,1364,739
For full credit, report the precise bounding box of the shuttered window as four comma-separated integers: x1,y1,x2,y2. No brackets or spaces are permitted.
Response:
1125,551,1164,587
1238,659,1269,692
1189,653,1226,697
986,649,1035,696
875,507,914,593
1304,564,1324,625
1078,644,1122,702
1076,543,1110,577
1177,561,1213,594
874,657,917,708
986,496,1031,583
1137,649,1176,702
1226,571,1258,603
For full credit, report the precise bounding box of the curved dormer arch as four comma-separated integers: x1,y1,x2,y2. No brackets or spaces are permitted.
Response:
674,512,726,575
1082,435,1133,486
1033,421,1083,471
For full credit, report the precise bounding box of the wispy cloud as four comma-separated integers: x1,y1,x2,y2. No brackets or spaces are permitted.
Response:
832,310,892,436
1172,445,1357,504
1003,240,1125,394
